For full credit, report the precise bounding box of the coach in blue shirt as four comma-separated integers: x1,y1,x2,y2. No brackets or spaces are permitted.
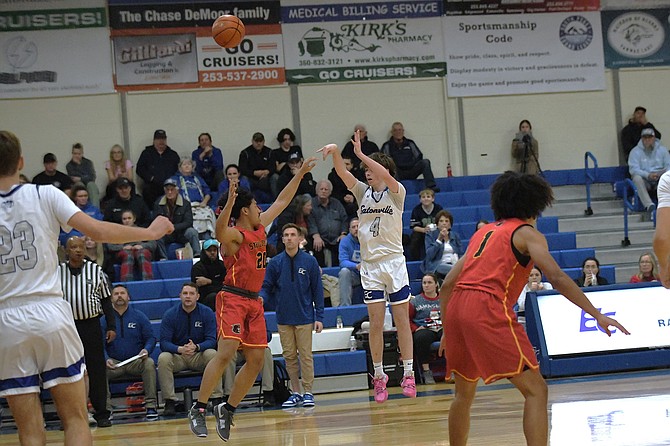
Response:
103,284,159,419
157,282,223,416
261,223,324,408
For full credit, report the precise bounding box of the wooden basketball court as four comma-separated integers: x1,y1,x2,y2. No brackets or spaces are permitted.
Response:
2,369,670,445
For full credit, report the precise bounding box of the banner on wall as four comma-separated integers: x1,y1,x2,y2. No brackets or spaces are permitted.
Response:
107,0,284,90
602,8,670,68
281,1,446,84
444,0,600,15
0,0,114,99
444,12,606,97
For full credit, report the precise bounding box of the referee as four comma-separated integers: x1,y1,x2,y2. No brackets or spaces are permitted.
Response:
59,236,115,427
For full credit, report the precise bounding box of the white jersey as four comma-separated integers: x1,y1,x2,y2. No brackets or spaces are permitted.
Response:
350,181,405,262
0,184,80,305
658,171,670,209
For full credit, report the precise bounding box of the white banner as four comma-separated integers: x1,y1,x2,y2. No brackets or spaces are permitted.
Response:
0,0,114,98
444,12,605,97
281,1,446,84
535,286,670,356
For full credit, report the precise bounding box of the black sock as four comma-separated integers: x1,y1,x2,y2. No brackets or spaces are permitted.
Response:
224,402,237,414
194,401,207,410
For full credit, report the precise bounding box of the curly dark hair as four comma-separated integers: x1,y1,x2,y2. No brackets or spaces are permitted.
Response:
490,171,553,220
277,128,296,144
218,187,255,220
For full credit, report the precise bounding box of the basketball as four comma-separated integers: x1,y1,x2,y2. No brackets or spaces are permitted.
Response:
212,15,245,48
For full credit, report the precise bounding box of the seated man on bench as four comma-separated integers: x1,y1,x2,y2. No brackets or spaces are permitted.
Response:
157,282,224,415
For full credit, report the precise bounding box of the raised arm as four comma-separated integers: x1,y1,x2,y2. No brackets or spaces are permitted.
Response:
353,130,399,193
260,157,317,227
319,144,357,189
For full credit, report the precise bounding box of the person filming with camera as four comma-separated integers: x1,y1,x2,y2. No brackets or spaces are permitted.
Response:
511,119,541,175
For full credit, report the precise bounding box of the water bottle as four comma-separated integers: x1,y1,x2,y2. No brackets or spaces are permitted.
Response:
336,314,344,329
447,163,453,177
383,305,393,331
349,336,357,351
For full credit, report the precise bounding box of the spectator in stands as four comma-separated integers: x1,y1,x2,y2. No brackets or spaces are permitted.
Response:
103,144,134,206
191,239,226,312
511,120,540,175
409,273,442,385
153,178,201,260
516,266,553,327
158,282,223,416
106,210,156,282
59,237,114,428
19,173,30,184
224,334,275,407
67,142,100,207
192,132,224,191
339,217,361,307
341,124,379,170
84,235,104,266
277,153,316,199
261,224,324,408
270,128,303,197
310,179,348,267
630,252,659,283
33,152,73,194
59,183,103,246
409,188,443,261
173,158,215,239
217,163,251,199
104,284,159,420
422,210,463,279
575,257,609,287
628,127,670,216
380,122,439,192
275,194,315,253
239,132,274,202
104,177,152,227
476,219,489,231
136,129,180,208
621,106,662,163
329,155,360,219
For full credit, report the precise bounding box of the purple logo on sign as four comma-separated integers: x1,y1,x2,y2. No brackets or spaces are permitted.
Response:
579,308,617,334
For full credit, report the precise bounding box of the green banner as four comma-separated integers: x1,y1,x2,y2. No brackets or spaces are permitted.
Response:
287,62,445,83
0,8,107,32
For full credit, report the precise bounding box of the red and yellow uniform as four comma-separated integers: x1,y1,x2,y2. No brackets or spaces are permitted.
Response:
444,219,539,383
216,225,268,348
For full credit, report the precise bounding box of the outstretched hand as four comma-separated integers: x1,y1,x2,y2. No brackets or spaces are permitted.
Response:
352,129,362,156
149,216,174,238
299,156,317,175
597,314,630,337
317,144,338,160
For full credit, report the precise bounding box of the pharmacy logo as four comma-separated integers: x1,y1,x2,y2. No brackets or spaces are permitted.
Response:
298,26,381,57
5,36,38,70
607,12,664,59
559,15,593,51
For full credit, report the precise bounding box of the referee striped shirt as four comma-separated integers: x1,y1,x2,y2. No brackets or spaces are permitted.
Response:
59,259,111,321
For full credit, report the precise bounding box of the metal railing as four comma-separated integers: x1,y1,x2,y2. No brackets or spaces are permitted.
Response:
584,152,597,216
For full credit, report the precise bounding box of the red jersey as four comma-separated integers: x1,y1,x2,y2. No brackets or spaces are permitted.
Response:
223,224,267,293
455,219,533,309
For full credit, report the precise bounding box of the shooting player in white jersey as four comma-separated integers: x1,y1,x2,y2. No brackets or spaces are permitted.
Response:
0,131,173,446
320,130,416,403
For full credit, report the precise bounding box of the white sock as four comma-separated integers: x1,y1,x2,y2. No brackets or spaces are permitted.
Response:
403,359,414,376
373,362,384,378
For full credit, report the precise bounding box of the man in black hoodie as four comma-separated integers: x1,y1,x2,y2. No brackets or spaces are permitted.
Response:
191,239,226,311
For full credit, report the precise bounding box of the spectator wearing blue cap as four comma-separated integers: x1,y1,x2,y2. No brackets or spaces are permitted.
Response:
628,127,670,216
191,239,226,311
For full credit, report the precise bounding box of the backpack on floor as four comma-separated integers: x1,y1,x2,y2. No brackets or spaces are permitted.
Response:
273,360,292,405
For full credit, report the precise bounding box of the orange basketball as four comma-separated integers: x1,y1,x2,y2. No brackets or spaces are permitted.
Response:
212,15,245,48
